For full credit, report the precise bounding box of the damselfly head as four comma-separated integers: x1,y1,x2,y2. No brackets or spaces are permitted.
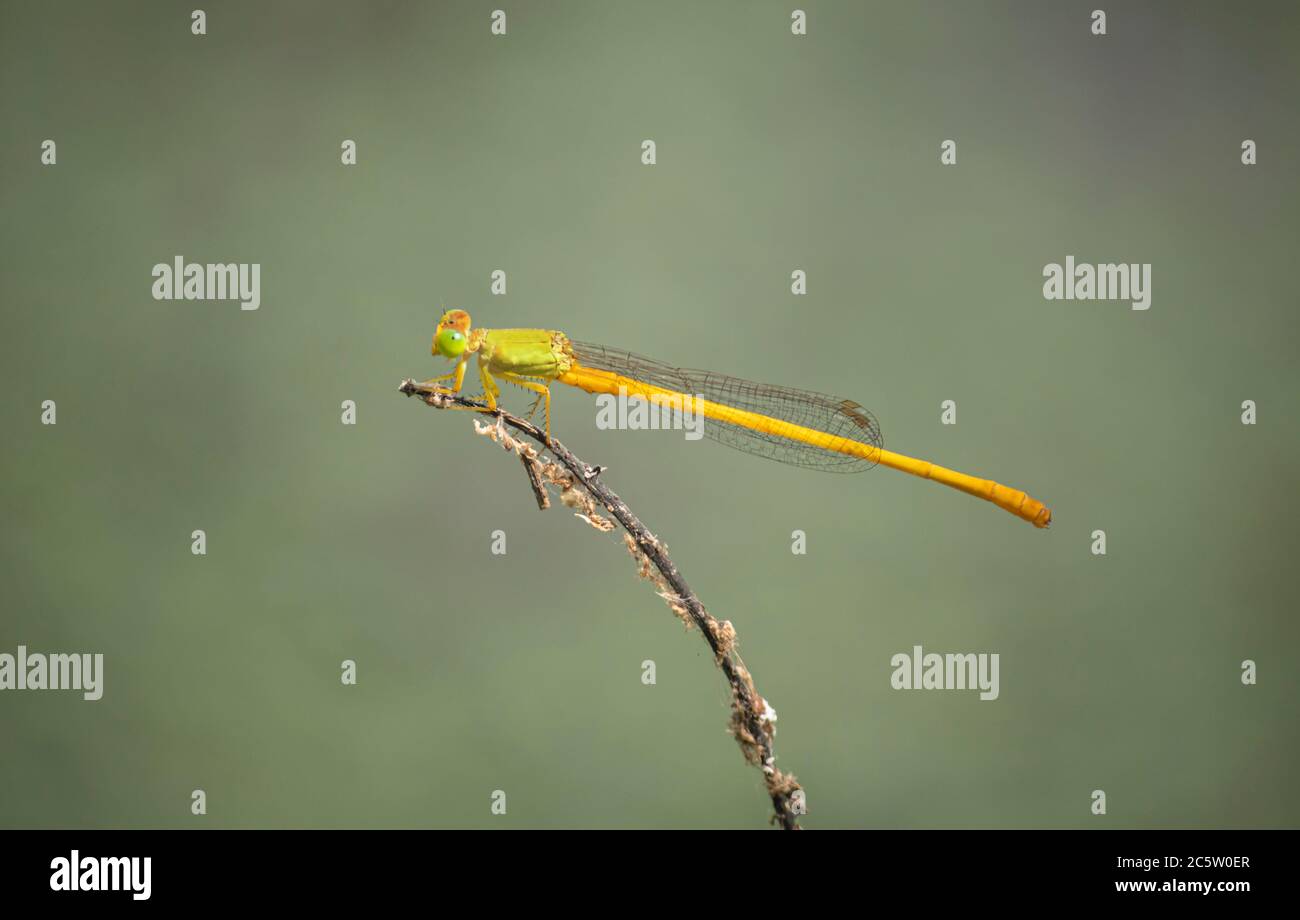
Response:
433,309,472,358
438,308,471,333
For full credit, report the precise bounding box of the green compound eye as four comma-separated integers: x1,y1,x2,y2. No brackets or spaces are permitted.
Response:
436,328,467,358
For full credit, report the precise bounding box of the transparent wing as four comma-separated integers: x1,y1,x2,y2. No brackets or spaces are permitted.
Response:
569,341,883,473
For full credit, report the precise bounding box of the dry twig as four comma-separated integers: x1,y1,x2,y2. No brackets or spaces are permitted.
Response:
399,378,803,829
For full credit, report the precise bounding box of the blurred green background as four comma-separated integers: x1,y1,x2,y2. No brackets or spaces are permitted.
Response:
2,1,1297,828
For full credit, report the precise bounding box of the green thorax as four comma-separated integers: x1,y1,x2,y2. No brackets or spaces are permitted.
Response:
475,328,574,379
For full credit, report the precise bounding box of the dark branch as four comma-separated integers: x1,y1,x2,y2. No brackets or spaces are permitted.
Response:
398,378,803,829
